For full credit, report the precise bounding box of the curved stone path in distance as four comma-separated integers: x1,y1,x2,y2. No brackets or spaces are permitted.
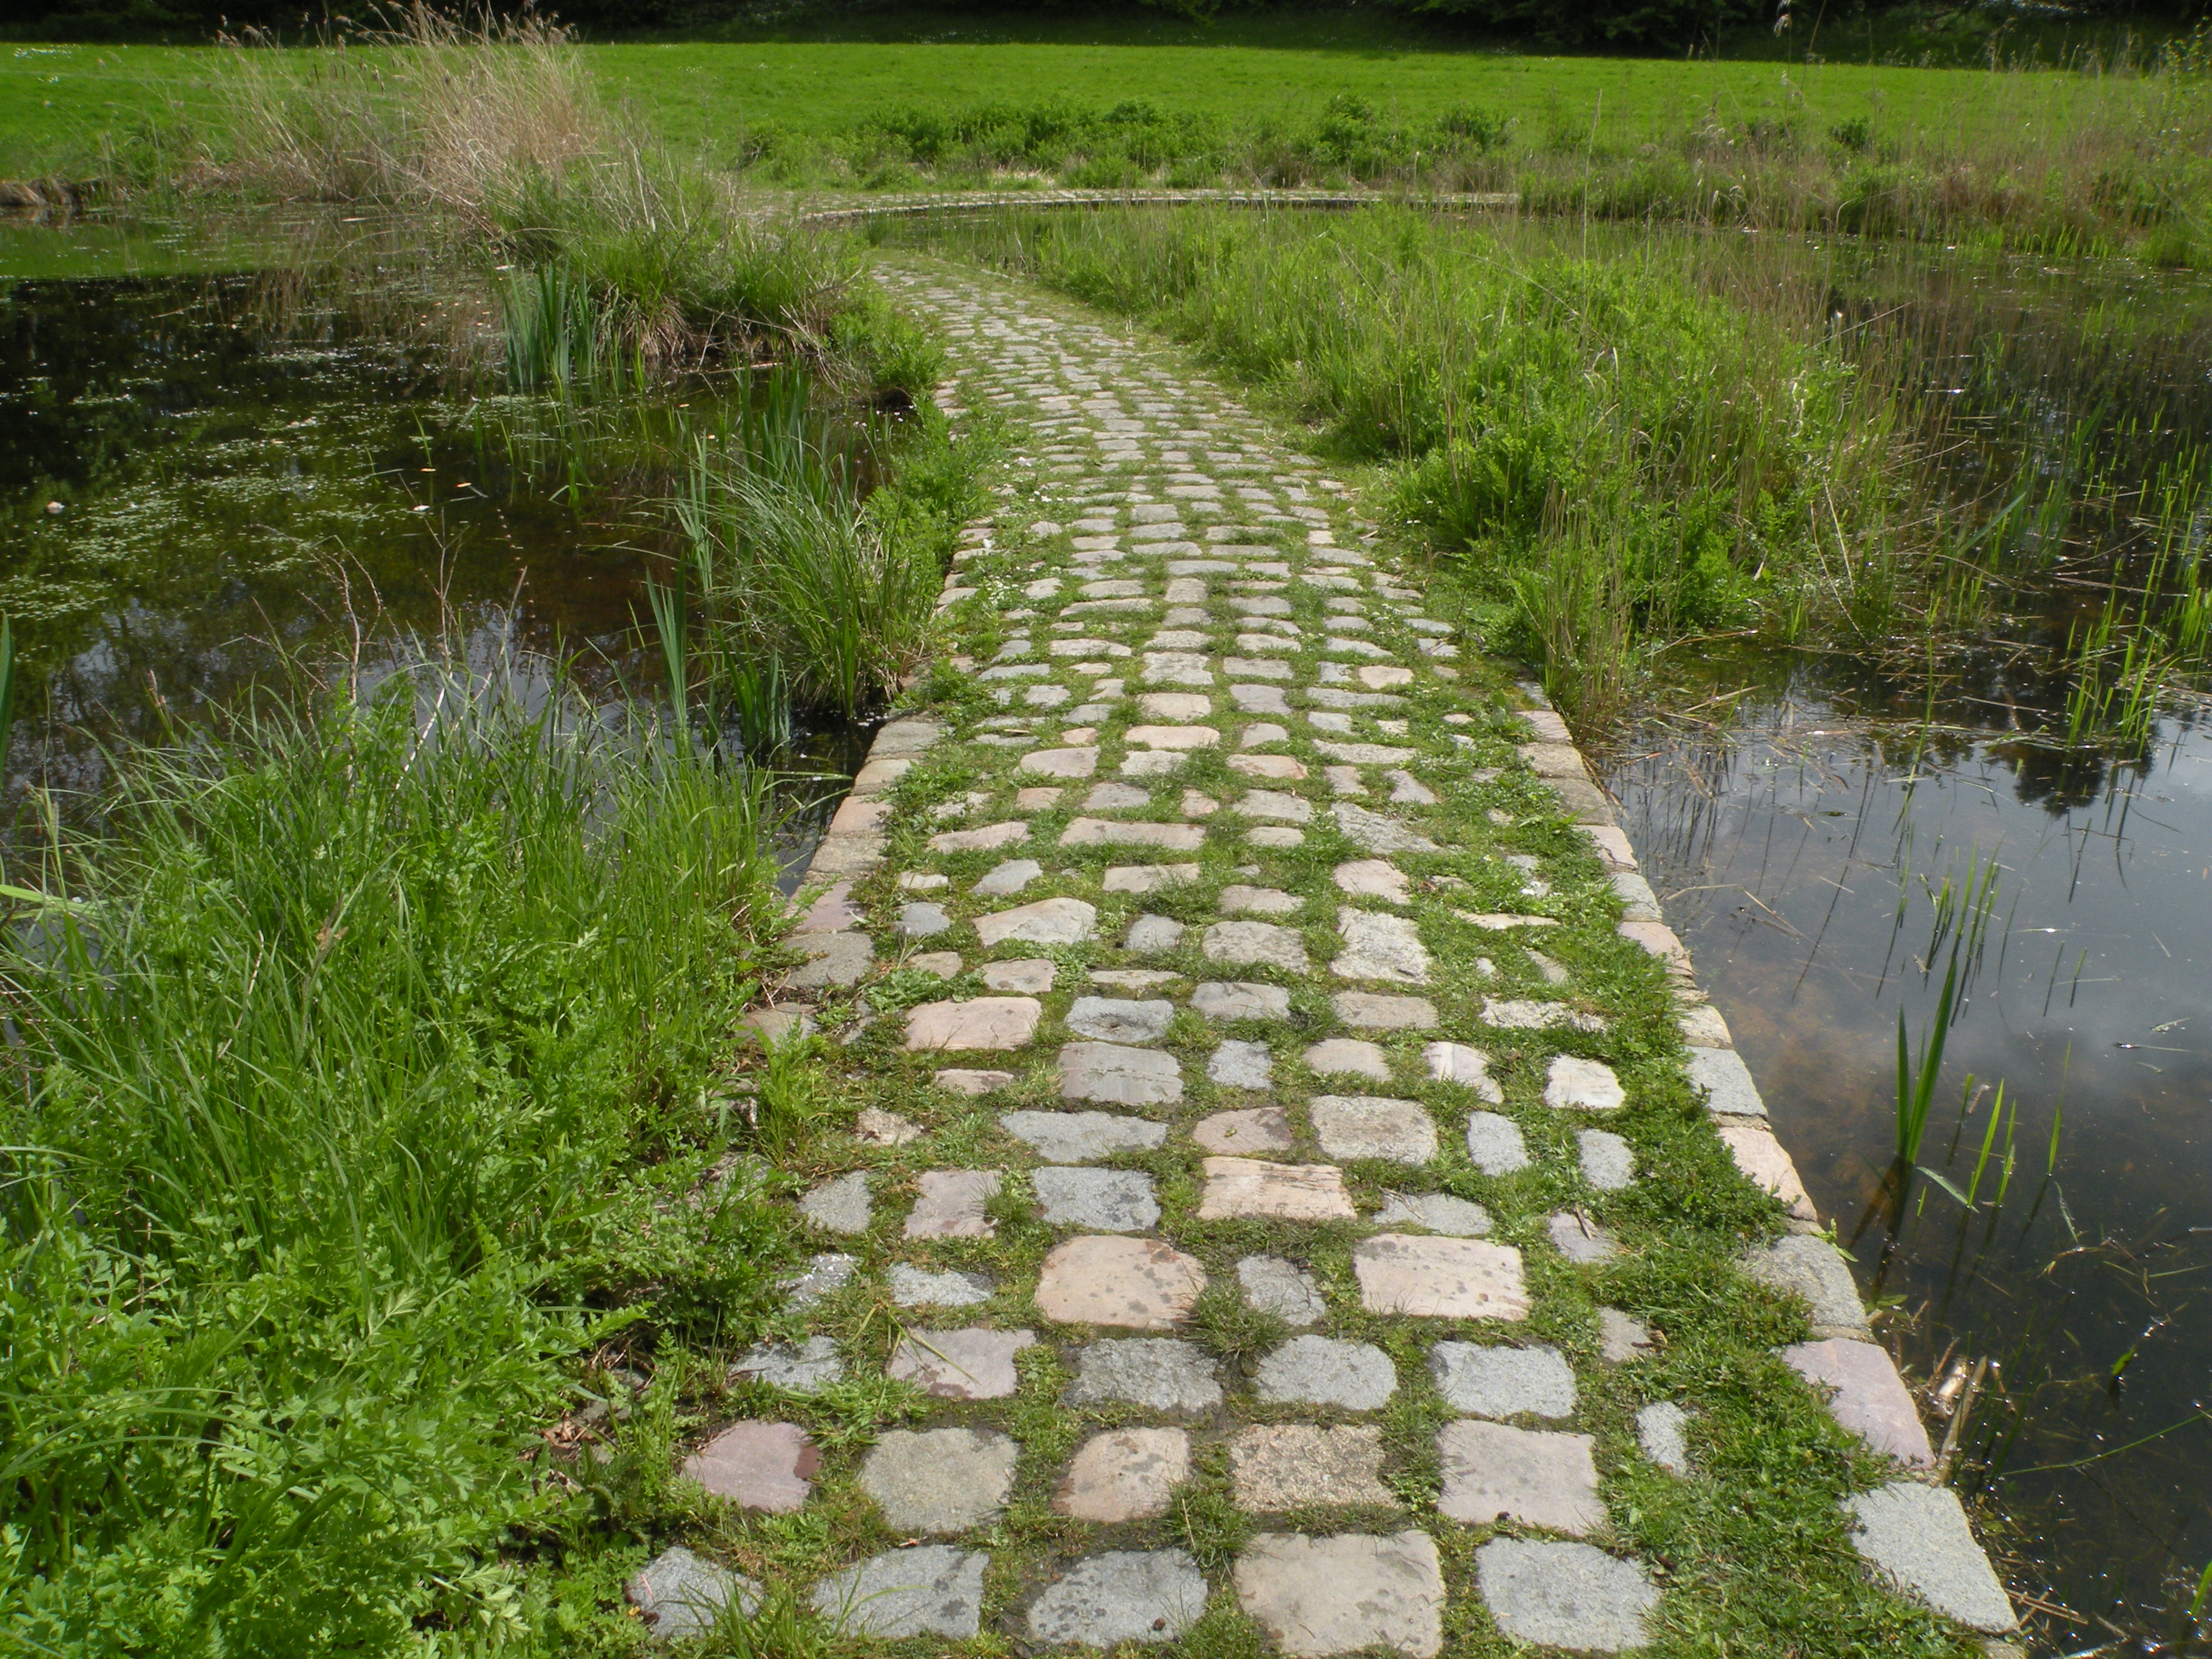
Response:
627,253,2023,1655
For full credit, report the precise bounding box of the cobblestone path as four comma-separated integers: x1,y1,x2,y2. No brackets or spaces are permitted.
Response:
627,257,2021,1654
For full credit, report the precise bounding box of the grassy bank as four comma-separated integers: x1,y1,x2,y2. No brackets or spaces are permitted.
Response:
0,664,808,1652
10,23,2212,257
908,204,1942,719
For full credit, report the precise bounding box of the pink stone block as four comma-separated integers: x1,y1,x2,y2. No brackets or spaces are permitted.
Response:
681,1421,818,1513
1783,1339,1934,1468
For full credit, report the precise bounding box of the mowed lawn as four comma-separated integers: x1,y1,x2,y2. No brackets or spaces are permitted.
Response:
0,33,2143,178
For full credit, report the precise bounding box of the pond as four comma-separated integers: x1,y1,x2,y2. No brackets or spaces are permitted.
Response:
0,211,868,884
1590,235,2212,1651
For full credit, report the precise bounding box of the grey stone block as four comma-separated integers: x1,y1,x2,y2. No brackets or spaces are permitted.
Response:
731,1335,843,1395
1025,1550,1209,1647
1235,1530,1444,1659
1236,1254,1326,1326
1578,1128,1637,1191
887,1263,994,1307
1126,914,1187,951
1848,1482,2017,1632
799,1171,871,1235
1255,1334,1397,1410
1000,1110,1169,1163
628,1544,760,1641
1061,1041,1184,1107
1065,996,1175,1044
1638,1402,1691,1474
1035,1166,1161,1232
1743,1235,1871,1337
1473,1538,1658,1653
1193,980,1292,1022
1688,1045,1766,1118
1065,1337,1223,1413
1431,1342,1577,1419
1376,1191,1493,1236
1310,1094,1438,1164
1464,1111,1532,1175
783,1252,857,1307
860,1427,1019,1533
1208,1038,1274,1087
814,1545,988,1640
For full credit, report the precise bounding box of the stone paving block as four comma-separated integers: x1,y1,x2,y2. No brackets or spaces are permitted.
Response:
908,951,963,977
930,820,1032,853
1238,789,1314,823
1637,1402,1691,1474
784,1252,857,1307
1092,968,1181,990
1333,859,1412,905
1331,991,1437,1029
1055,1427,1191,1522
1061,817,1208,850
1549,1210,1620,1264
1355,1235,1530,1321
1232,1424,1394,1510
1579,1128,1637,1191
1126,723,1221,750
629,1544,760,1641
1234,1530,1444,1659
1436,1420,1604,1533
1310,1095,1438,1164
1204,1039,1273,1087
1677,1002,1732,1048
1473,1538,1658,1654
1782,1339,1935,1467
888,1263,995,1307
1061,1041,1184,1107
1238,1254,1327,1326
799,1171,871,1235
1848,1481,2018,1632
682,1421,819,1513
1084,782,1153,811
1126,914,1188,951
1247,825,1306,848
1305,1037,1392,1081
1220,883,1304,915
1194,980,1292,1021
1202,920,1311,971
1198,1156,1357,1221
1193,1106,1295,1154
1717,1122,1817,1219
1546,1055,1626,1111
1065,996,1174,1044
973,857,1045,896
1229,753,1307,780
1431,1342,1577,1419
1026,1549,1210,1647
1065,1337,1222,1413
1256,1334,1398,1409
1375,1190,1493,1236
813,1544,988,1640
1331,801,1439,853
788,931,874,990
981,957,1057,993
732,1335,845,1395
1598,1309,1657,1364
907,997,1043,1051
1687,1045,1766,1117
1036,1235,1207,1329
1483,997,1607,1033
1121,751,1187,780
1464,1111,1532,1175
1020,747,1100,778
907,1169,1004,1239
977,896,1098,948
899,900,953,939
936,1067,1016,1095
888,1327,1037,1399
1036,1166,1161,1232
1138,692,1212,720
1744,1235,1871,1336
861,1427,1020,1533
1424,1041,1504,1101
793,879,860,934
1103,862,1201,893
1001,1110,1169,1162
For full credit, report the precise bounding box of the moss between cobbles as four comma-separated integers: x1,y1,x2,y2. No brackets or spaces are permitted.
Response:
656,262,1988,1658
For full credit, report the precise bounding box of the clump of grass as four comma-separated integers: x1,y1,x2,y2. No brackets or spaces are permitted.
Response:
0,654,795,1650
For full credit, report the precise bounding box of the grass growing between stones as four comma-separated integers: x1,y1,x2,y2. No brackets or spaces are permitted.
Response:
679,255,2005,1655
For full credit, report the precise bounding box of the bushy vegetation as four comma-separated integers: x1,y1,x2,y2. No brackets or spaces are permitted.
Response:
0,663,800,1652
920,204,1923,714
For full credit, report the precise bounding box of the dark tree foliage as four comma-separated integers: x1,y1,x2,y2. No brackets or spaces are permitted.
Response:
12,0,2210,45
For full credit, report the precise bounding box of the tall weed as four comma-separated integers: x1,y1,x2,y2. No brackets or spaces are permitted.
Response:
0,660,792,1651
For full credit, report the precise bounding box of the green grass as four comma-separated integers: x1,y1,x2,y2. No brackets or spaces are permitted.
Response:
0,31,2174,187
0,660,803,1653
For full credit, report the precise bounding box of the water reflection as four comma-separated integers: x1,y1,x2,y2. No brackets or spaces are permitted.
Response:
1605,649,2212,1644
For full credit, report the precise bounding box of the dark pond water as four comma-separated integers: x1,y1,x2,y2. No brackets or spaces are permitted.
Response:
0,213,866,885
1592,236,2212,1652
